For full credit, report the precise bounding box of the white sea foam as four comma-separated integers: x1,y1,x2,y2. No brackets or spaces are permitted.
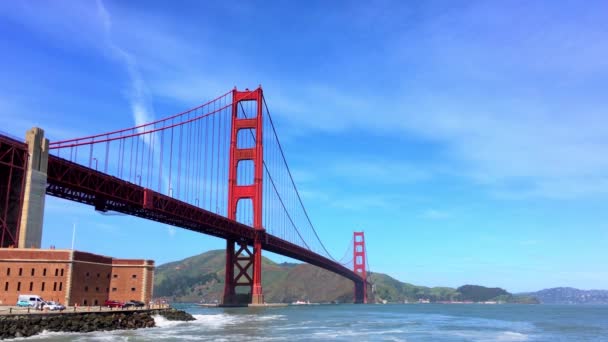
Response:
74,334,130,342
441,329,529,342
496,331,529,341
12,329,131,341
150,312,287,341
187,313,286,326
10,330,78,340
312,328,407,339
9,309,542,342
254,314,287,322
192,313,236,328
153,314,190,328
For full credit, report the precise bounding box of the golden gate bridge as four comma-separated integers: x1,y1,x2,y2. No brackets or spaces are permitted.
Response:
0,86,370,305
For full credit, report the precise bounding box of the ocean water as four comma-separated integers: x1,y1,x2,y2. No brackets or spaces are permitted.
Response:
16,304,608,341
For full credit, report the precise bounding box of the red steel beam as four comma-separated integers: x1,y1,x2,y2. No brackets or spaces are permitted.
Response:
0,135,28,248
45,154,364,284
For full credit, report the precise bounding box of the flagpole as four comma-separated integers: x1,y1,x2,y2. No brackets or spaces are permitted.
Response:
71,223,76,250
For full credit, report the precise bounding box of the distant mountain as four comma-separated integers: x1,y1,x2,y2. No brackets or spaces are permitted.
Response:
523,287,608,304
456,285,508,302
370,275,537,304
153,250,538,304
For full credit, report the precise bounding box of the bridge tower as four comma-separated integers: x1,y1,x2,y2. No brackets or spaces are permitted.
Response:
18,128,49,248
353,231,368,304
223,87,265,305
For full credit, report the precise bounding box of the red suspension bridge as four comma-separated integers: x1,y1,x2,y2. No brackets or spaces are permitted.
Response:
0,86,370,305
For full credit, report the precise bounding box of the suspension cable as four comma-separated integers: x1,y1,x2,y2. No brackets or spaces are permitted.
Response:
262,96,338,261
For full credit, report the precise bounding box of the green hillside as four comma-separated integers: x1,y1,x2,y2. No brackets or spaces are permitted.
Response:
153,250,538,304
153,250,294,302
370,274,537,303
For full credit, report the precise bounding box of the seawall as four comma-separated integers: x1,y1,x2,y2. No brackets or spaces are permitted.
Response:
0,308,194,339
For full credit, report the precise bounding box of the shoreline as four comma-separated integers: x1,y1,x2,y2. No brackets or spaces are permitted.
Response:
0,307,194,339
0,304,170,316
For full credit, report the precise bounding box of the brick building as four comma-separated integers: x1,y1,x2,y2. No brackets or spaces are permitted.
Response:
0,248,154,306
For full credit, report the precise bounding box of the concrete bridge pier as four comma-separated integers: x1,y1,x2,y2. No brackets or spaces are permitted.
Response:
354,280,366,304
18,127,49,248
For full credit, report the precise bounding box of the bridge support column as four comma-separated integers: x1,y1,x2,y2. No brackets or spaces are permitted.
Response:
18,127,49,248
222,240,256,305
222,239,236,305
251,232,264,304
354,280,366,304
223,87,265,305
353,231,368,304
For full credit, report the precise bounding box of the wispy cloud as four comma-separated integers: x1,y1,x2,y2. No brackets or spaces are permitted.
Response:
95,0,154,129
7,0,607,202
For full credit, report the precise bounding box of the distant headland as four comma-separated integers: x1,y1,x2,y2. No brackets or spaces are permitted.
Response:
151,250,608,305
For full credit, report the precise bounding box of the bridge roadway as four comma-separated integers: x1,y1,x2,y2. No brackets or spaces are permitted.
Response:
0,135,361,286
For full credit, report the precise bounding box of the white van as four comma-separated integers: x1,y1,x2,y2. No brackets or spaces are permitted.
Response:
17,294,45,309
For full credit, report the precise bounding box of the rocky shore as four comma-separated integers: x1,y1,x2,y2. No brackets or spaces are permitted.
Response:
0,308,194,339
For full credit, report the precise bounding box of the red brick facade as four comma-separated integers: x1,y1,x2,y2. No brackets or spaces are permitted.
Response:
109,259,155,303
0,248,154,306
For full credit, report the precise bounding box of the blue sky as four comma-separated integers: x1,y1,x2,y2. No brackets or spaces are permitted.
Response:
1,0,607,293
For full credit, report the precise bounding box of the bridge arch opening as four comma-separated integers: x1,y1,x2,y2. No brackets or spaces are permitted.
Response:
236,160,254,186
236,129,256,149
235,99,258,119
235,198,253,226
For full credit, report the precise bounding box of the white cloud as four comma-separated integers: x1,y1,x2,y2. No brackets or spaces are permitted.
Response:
8,1,606,201
95,0,155,128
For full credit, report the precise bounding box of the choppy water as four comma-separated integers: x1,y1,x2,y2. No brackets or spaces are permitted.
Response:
16,303,608,341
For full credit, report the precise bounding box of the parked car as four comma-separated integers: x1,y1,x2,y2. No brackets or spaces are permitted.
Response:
17,300,31,307
104,300,124,308
17,294,45,308
124,300,145,308
44,301,65,311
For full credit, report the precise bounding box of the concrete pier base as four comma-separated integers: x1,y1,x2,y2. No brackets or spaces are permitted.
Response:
18,127,48,249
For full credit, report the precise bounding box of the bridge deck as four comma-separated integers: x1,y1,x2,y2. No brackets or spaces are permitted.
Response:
44,153,362,284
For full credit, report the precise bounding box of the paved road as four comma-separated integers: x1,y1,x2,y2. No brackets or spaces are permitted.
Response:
0,304,169,316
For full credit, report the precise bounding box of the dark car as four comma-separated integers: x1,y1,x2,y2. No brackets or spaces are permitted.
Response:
124,300,145,308
104,300,124,308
